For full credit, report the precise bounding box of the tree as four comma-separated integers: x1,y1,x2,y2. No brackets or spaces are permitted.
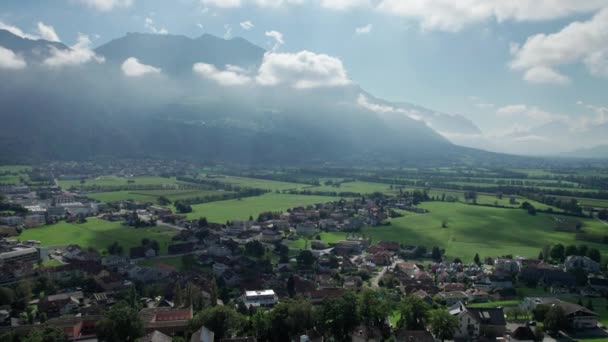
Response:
245,240,265,257
474,253,480,265
286,276,296,298
532,305,550,322
268,299,314,342
564,245,578,257
431,246,442,261
21,325,68,342
587,248,601,263
157,196,171,206
14,281,32,310
428,309,458,342
108,241,124,256
550,244,565,262
0,287,15,306
398,295,430,330
358,289,390,335
190,306,246,340
586,298,594,311
318,292,360,342
198,217,208,227
96,301,144,342
599,210,608,221
210,276,218,307
297,250,315,267
578,245,589,256
175,201,193,214
544,305,566,334
173,282,183,307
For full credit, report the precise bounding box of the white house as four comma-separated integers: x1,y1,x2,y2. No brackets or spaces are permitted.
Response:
244,290,278,308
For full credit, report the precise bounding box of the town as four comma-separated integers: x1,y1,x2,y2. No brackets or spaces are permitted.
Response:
2,162,608,341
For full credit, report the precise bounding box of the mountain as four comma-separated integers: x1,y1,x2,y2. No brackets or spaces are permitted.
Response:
0,29,67,62
95,32,266,74
564,145,608,159
0,30,499,165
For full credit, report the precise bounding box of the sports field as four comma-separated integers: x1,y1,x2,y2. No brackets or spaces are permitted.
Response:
19,218,177,255
362,202,608,262
183,193,341,222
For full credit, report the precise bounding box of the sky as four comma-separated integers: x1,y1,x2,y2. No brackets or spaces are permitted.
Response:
1,0,608,156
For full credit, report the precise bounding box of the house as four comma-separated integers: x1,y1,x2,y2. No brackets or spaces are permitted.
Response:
334,240,364,255
511,325,537,341
0,247,39,265
438,291,469,306
24,214,46,228
168,242,194,255
296,223,317,236
311,240,327,250
139,307,193,336
560,301,599,329
394,329,435,342
38,291,84,317
377,241,400,251
260,230,282,243
244,290,279,308
413,290,433,305
343,276,363,291
519,265,576,288
207,245,232,257
0,216,23,227
130,246,147,259
190,326,215,342
212,262,229,276
589,277,608,293
449,302,506,341
141,330,173,342
494,258,520,274
46,315,102,340
520,297,561,312
371,251,392,266
565,255,600,273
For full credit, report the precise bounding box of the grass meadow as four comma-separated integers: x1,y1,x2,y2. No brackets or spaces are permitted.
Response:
362,202,608,262
19,218,177,255
183,193,341,223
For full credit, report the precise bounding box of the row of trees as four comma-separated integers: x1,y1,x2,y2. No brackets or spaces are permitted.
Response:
545,243,601,263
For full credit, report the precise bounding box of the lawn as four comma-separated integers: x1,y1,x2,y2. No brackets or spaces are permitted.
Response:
87,189,230,203
184,193,341,222
19,218,177,255
467,300,520,308
59,176,191,189
362,202,608,262
287,232,348,249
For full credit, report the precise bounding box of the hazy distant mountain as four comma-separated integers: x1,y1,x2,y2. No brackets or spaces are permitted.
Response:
0,29,67,61
564,145,608,159
0,30,499,165
96,32,265,74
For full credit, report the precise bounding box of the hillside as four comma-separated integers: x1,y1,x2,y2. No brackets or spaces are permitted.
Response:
0,30,496,165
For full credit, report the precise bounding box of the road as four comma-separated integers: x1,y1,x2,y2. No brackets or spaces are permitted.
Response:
157,220,187,231
371,259,401,288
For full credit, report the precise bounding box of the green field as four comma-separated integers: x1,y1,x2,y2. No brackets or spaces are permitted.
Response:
87,189,230,203
59,176,190,189
183,193,341,222
287,232,348,249
307,181,397,195
19,218,177,255
0,165,31,173
203,175,309,191
362,202,608,262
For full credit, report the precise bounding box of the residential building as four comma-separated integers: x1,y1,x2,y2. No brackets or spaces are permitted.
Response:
565,255,600,273
244,290,278,308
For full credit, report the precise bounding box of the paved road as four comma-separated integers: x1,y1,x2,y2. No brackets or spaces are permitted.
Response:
157,220,187,231
371,259,401,288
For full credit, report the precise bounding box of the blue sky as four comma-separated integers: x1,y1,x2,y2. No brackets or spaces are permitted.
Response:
1,0,607,155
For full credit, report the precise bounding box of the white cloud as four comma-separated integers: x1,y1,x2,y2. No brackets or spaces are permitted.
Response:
376,0,608,32
36,22,60,42
121,57,161,77
357,94,422,120
144,17,168,35
256,51,351,89
355,24,372,35
193,50,352,89
193,63,253,86
320,0,369,10
0,21,38,40
522,66,570,85
496,104,565,125
223,24,233,39
577,100,608,127
510,8,608,83
240,20,254,30
43,34,105,68
76,0,134,11
0,46,27,70
200,0,241,8
265,30,284,51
